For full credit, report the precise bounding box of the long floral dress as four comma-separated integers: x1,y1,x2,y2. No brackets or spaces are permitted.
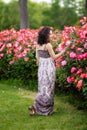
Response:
34,50,56,115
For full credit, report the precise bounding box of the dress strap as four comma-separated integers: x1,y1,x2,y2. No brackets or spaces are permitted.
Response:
44,44,47,50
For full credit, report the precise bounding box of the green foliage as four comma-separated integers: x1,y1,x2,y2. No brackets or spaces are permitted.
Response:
0,50,38,84
0,55,11,79
56,67,69,89
50,0,80,29
0,1,20,30
28,1,50,29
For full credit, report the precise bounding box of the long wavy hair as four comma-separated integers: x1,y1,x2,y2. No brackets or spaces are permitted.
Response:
38,26,51,45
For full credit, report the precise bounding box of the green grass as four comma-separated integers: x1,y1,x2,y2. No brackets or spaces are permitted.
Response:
0,83,87,130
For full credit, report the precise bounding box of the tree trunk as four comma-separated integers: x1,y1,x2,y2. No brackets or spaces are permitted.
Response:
19,0,29,29
85,0,87,16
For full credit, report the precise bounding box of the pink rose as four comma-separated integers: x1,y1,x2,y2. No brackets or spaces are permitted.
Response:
80,73,87,78
65,40,71,46
67,76,72,83
58,44,64,52
77,54,83,60
56,56,63,62
76,68,83,75
70,52,76,59
9,60,14,65
0,53,4,59
83,52,87,58
84,42,87,49
0,44,5,52
76,48,82,52
71,67,77,73
77,80,83,89
6,43,12,48
61,60,67,66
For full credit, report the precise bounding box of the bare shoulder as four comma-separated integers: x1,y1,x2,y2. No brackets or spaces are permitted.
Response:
46,43,52,48
36,45,39,50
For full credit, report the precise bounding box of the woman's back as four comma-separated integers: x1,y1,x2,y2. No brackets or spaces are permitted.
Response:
37,44,50,58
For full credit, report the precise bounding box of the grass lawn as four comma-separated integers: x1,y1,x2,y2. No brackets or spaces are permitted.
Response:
0,83,87,130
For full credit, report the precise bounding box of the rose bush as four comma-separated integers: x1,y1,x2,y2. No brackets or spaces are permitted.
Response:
55,17,87,108
0,27,59,82
0,28,39,82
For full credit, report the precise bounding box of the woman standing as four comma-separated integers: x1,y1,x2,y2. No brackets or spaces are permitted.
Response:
29,26,70,116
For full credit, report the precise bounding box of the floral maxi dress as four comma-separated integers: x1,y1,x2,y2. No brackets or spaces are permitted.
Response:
34,50,56,115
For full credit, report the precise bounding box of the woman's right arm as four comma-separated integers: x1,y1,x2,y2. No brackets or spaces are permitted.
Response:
46,43,69,60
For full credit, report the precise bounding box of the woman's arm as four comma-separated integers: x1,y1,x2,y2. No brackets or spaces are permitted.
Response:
46,43,69,60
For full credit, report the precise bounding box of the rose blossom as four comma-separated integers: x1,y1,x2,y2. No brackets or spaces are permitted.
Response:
83,52,87,58
76,68,83,75
65,40,71,46
0,53,4,59
6,43,12,48
56,56,63,62
0,44,5,52
71,67,77,73
69,52,77,59
77,54,83,60
61,60,67,66
76,48,82,52
58,44,64,52
9,60,14,65
67,76,72,83
77,80,83,89
80,73,87,78
84,42,87,49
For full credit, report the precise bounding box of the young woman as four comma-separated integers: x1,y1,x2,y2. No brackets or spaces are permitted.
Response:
29,26,70,116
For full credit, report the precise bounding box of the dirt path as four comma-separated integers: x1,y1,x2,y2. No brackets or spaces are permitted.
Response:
18,88,36,100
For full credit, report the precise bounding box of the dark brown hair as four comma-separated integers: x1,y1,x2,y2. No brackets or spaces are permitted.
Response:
38,26,51,45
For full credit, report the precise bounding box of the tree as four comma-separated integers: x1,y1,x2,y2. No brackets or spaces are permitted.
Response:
85,0,87,16
0,1,20,30
19,0,29,29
